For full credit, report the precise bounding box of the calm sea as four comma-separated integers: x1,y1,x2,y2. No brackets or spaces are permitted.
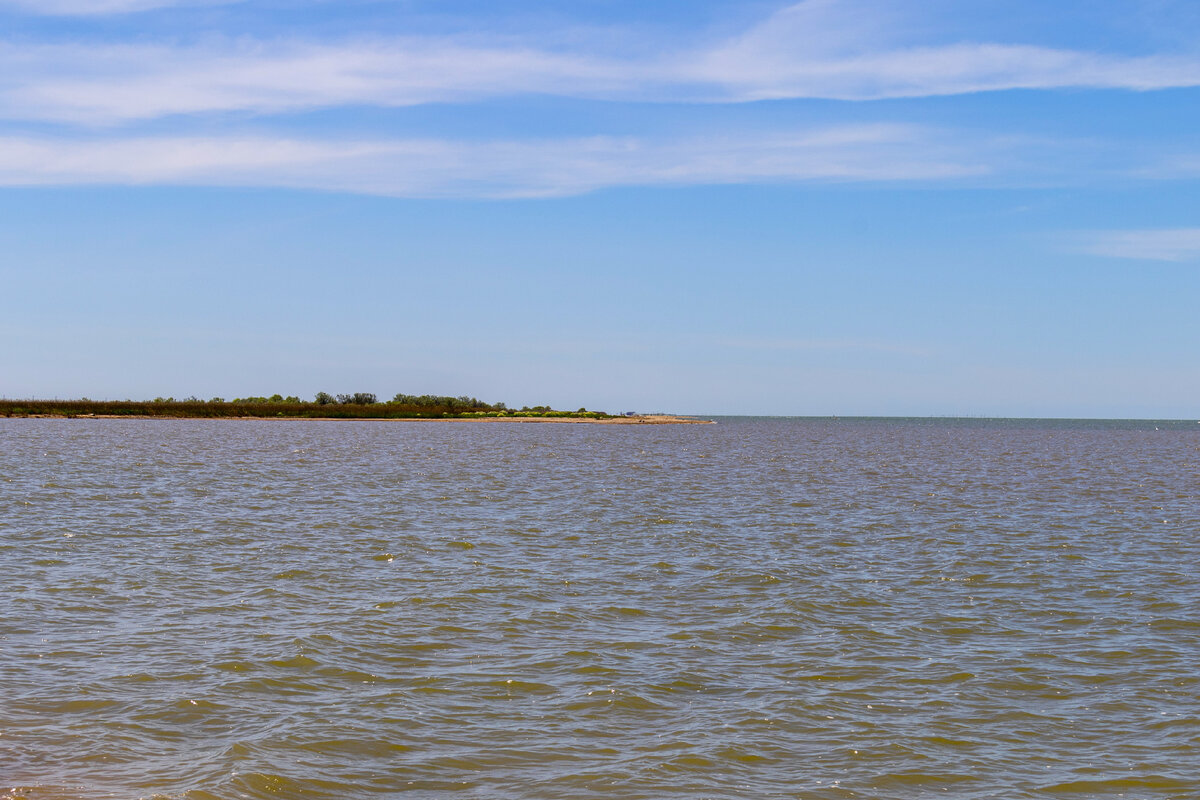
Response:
2,417,1198,800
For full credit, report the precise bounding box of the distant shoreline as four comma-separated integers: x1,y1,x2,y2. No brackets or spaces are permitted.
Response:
0,397,710,424
3,410,713,425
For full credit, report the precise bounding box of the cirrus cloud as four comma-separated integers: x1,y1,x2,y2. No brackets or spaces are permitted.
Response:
1074,229,1200,262
0,124,986,197
0,0,236,14
1,1,1199,125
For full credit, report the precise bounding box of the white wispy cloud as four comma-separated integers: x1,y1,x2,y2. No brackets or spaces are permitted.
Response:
689,0,1200,100
0,0,233,14
0,40,635,125
1,1,1199,124
1075,229,1200,262
696,42,1200,101
0,125,985,197
1136,153,1200,181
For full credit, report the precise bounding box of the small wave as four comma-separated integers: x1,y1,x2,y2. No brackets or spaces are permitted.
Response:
226,772,346,800
873,771,982,787
1039,775,1195,793
265,654,320,670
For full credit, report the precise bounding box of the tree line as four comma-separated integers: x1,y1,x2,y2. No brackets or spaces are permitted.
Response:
0,393,610,419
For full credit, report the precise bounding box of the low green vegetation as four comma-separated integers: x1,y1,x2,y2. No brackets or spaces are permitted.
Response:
0,393,616,420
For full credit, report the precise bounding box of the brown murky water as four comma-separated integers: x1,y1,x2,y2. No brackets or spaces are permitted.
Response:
2,417,1198,799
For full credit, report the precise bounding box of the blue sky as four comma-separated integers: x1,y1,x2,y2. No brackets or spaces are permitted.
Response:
2,0,1198,416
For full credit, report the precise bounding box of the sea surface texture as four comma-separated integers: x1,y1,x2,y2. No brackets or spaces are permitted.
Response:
2,417,1198,800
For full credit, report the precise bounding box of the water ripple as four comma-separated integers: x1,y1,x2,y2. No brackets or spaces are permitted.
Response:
2,417,1198,799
